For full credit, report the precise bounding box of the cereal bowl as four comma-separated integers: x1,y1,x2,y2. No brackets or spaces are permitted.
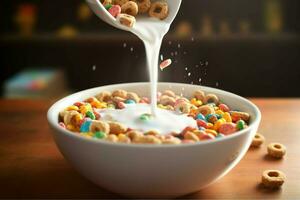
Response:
47,82,261,198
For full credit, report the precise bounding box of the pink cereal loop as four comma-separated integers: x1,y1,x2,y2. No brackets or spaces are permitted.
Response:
108,5,121,18
160,59,172,71
118,102,126,109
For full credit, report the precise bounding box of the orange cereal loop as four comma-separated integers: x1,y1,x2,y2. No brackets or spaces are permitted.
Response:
96,91,112,102
184,131,199,142
112,89,127,98
162,90,176,98
126,130,143,140
90,120,110,134
108,121,128,134
194,90,205,102
159,95,176,106
132,0,151,13
144,130,159,136
121,1,138,16
251,133,265,147
63,110,80,125
113,0,129,6
267,143,286,158
126,92,140,103
204,94,219,105
106,134,119,142
262,170,286,189
197,105,215,116
148,1,169,20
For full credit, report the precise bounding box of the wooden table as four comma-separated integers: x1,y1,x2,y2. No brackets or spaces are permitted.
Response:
1,99,299,199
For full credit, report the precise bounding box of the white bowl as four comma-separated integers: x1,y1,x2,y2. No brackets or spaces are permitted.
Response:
47,82,261,198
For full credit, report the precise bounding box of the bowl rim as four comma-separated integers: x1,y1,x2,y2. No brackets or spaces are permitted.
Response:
47,82,261,149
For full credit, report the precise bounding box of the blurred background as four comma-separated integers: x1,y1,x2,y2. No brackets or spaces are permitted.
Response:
1,0,299,99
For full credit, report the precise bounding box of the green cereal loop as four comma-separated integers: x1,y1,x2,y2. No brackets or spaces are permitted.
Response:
86,110,96,120
94,131,106,139
140,113,151,121
105,4,112,10
236,120,246,130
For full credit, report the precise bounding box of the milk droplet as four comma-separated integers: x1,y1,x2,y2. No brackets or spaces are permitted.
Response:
170,52,174,56
183,51,187,55
195,64,199,68
188,72,191,77
205,61,209,66
216,82,219,87
199,78,202,83
130,47,134,52
92,65,96,71
174,51,178,56
160,54,164,61
168,41,172,45
191,37,194,41
178,44,181,48
123,43,127,48
185,67,188,71
191,81,194,84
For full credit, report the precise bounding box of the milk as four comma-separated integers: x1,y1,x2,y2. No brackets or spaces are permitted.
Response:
131,18,171,116
98,104,197,135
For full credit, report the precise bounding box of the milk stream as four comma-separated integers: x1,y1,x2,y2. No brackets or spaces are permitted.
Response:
131,18,170,116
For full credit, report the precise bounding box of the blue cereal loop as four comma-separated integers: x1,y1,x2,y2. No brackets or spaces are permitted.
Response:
196,113,206,121
125,99,136,104
80,120,92,132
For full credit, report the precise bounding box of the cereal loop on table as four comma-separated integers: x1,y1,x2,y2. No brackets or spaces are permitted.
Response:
267,143,286,158
262,170,286,189
251,133,265,147
149,1,169,20
121,1,138,16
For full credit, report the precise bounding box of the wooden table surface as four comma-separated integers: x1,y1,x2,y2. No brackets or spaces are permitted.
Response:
0,98,299,199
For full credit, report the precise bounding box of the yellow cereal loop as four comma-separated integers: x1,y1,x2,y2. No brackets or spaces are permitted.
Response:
207,123,214,129
66,105,79,111
215,110,224,116
223,112,232,122
80,104,92,114
205,129,218,137
213,118,226,131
